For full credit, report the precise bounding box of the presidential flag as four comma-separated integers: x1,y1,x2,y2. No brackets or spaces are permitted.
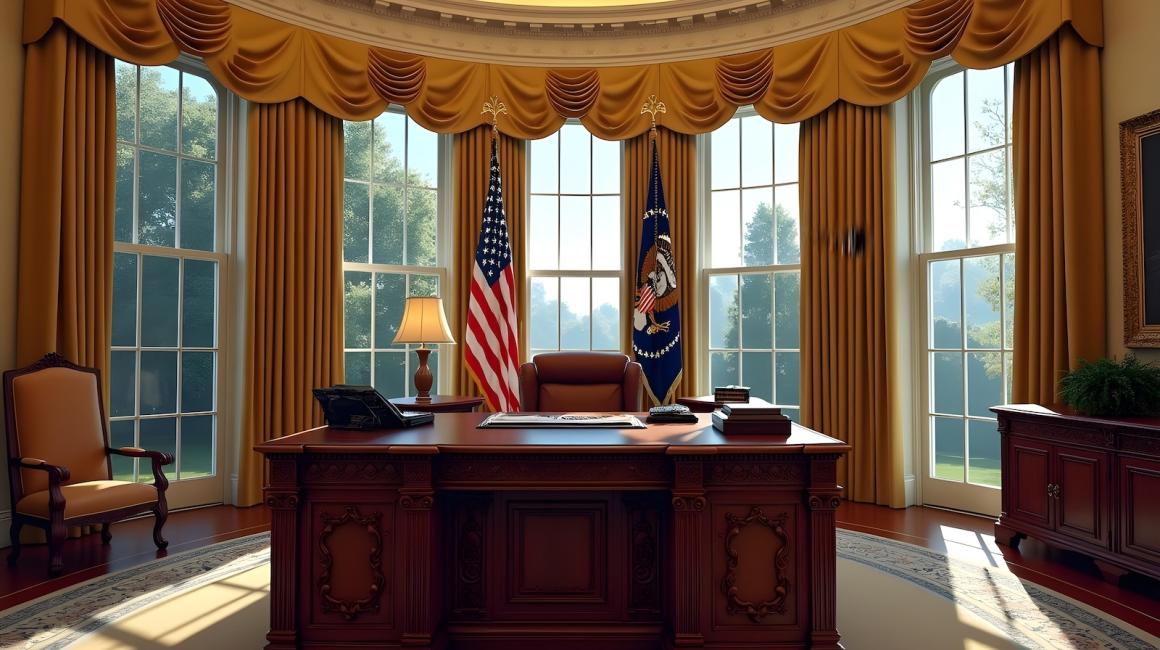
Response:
465,139,521,412
632,139,683,405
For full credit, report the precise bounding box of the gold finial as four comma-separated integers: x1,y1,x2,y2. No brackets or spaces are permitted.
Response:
640,94,667,137
482,95,508,135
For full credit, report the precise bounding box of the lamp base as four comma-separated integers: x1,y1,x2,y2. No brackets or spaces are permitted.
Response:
413,347,433,402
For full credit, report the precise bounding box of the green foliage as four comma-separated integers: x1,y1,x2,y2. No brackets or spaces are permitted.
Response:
1058,356,1160,416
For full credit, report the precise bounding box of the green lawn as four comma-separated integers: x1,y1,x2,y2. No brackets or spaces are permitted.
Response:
935,455,1001,488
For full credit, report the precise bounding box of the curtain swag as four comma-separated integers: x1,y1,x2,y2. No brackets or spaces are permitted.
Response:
25,0,1102,138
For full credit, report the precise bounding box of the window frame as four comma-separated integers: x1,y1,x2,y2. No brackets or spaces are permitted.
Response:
524,120,626,359
697,107,803,415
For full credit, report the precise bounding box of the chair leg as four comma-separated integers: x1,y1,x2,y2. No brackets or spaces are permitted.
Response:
152,502,169,550
48,518,66,577
7,520,23,566
101,523,112,544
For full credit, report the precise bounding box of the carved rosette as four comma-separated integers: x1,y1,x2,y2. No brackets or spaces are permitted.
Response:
807,495,841,511
318,506,386,620
722,506,790,623
400,494,435,510
671,496,707,512
266,492,300,510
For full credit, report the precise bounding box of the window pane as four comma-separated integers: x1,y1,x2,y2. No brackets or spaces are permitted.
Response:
181,351,214,413
373,112,406,186
374,272,407,349
139,67,179,151
741,274,772,349
140,351,178,415
529,195,559,270
709,274,738,348
560,196,591,270
773,123,799,184
407,119,439,188
929,259,961,348
742,351,772,402
345,351,371,384
343,181,370,263
530,133,558,194
406,187,438,267
409,274,440,298
967,352,1003,418
966,67,1006,153
592,196,621,270
530,277,559,350
109,420,136,481
115,61,137,143
115,145,135,242
372,183,404,265
181,73,218,160
774,351,800,407
968,150,1007,247
110,351,137,417
592,277,620,350
774,185,801,264
112,253,138,347
140,417,177,472
180,158,216,251
592,136,620,195
344,120,372,182
932,351,964,415
741,187,774,267
933,416,965,481
711,190,741,267
560,277,590,350
964,256,1001,349
930,158,965,252
774,272,800,349
344,271,372,348
968,419,1001,487
180,415,214,478
374,351,407,398
711,118,739,190
560,125,591,194
182,259,216,348
930,72,964,161
710,351,738,388
140,255,180,347
740,116,772,187
138,151,177,247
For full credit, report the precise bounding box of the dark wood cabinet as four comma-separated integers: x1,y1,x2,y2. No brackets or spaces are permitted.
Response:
993,405,1160,584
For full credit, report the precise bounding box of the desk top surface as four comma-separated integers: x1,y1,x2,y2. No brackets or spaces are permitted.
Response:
255,412,849,456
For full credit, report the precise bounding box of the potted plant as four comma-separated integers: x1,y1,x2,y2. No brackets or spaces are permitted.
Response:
1058,355,1160,417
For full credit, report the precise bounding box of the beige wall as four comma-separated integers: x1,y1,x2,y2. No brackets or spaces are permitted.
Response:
0,0,24,522
1104,0,1160,364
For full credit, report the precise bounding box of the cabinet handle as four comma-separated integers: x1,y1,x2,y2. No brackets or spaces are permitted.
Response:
1053,484,1062,500
1047,482,1055,497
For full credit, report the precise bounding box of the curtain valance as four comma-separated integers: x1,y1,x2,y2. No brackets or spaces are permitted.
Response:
24,0,1102,138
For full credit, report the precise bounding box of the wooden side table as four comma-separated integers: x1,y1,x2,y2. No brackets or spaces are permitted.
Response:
390,395,485,413
676,394,769,413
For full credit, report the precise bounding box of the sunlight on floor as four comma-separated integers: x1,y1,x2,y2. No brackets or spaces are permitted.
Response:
940,524,1005,567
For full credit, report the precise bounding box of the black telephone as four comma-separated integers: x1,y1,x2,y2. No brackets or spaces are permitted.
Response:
312,385,434,429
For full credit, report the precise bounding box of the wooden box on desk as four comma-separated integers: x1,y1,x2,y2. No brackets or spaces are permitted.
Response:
711,402,792,435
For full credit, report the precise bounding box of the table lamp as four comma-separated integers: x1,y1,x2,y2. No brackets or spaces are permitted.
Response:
392,296,456,402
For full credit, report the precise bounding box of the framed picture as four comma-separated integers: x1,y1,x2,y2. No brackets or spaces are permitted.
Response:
1121,108,1160,347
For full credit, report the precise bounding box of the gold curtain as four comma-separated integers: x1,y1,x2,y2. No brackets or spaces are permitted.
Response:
26,0,1103,137
16,24,114,387
622,127,699,404
237,100,345,506
451,127,527,406
800,103,902,507
1012,26,1106,405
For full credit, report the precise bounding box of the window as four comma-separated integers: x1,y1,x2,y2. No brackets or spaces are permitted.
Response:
704,115,801,420
111,61,223,483
922,64,1015,491
527,123,623,356
342,112,446,397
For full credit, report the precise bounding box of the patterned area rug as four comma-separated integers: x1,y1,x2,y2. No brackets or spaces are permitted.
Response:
0,530,1155,649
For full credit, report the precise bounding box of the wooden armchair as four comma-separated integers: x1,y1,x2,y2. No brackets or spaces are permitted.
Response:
3,353,172,576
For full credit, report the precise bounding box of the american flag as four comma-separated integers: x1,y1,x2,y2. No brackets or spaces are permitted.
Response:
464,139,521,412
636,283,656,314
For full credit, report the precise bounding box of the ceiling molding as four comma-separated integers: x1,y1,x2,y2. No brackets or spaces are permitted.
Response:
226,0,922,66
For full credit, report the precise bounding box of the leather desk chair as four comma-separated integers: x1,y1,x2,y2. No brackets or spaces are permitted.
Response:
518,352,644,412
3,353,172,576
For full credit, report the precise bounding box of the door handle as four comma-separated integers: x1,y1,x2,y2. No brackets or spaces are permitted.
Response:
1046,483,1061,499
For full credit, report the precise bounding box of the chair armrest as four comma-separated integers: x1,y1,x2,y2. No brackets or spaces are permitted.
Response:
108,447,171,490
11,457,70,483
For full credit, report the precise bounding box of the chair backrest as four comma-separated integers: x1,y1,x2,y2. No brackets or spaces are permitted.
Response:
518,352,643,412
3,354,111,501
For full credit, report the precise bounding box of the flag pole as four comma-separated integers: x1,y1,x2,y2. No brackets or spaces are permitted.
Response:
640,94,666,214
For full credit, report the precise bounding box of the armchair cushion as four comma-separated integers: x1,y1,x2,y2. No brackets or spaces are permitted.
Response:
15,481,158,520
11,367,109,494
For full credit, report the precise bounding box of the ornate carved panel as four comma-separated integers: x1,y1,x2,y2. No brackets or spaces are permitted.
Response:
625,498,661,617
317,506,386,621
1008,422,1115,448
305,460,400,485
452,497,489,617
436,455,670,487
722,506,790,623
708,460,804,485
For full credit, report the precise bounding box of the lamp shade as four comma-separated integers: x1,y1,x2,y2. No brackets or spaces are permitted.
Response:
392,296,456,345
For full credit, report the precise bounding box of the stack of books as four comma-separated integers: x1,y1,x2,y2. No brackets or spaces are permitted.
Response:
713,385,751,403
711,400,791,435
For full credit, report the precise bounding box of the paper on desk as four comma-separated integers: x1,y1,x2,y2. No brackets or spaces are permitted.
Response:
478,413,646,428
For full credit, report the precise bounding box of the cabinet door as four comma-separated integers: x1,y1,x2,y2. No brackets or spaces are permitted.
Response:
1008,437,1052,530
1120,455,1160,565
1054,447,1110,548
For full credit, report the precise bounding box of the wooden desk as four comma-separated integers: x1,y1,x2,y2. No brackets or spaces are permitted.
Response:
256,413,849,650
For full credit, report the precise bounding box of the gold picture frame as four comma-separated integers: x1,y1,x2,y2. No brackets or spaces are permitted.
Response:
1121,108,1160,347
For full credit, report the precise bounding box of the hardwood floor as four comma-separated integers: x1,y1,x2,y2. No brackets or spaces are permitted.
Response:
1,501,1156,637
